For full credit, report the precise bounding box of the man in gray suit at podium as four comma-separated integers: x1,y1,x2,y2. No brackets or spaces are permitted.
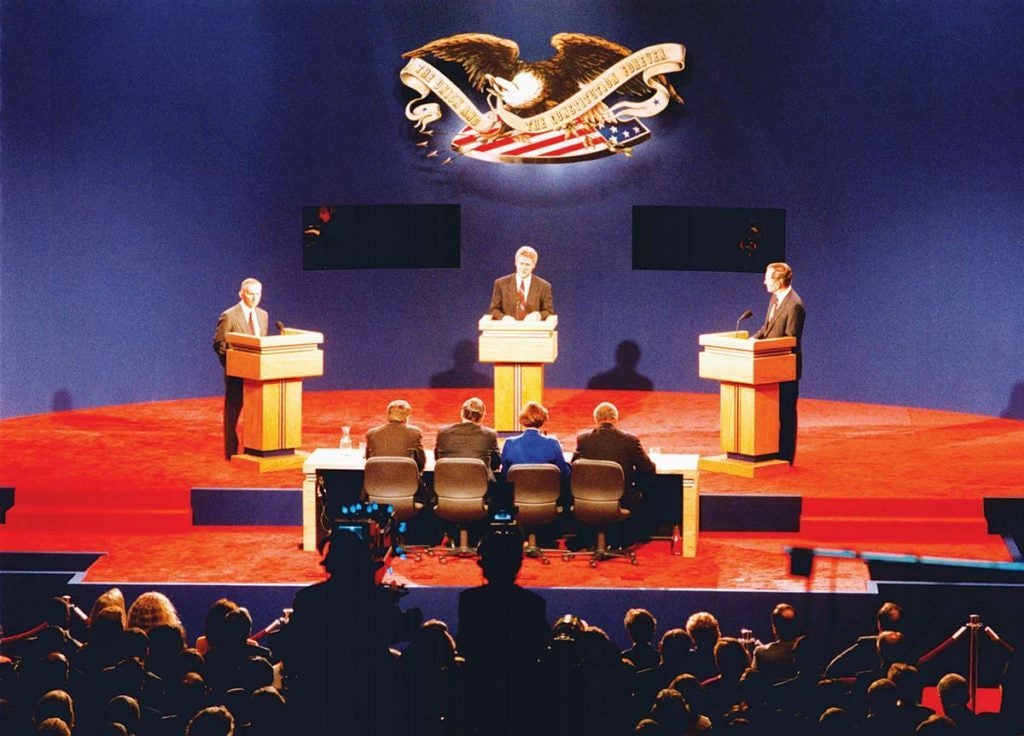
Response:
213,277,268,459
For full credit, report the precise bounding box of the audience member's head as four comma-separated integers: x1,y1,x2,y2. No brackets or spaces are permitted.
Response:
877,630,910,668
477,530,524,585
658,628,695,670
248,686,286,733
625,608,657,646
119,627,149,662
866,678,898,716
201,599,240,651
685,611,722,649
936,672,969,713
876,601,904,633
770,603,800,641
914,714,958,735
33,690,75,730
818,706,853,736
95,722,129,736
518,401,548,429
402,619,458,670
649,688,691,733
221,608,253,647
88,589,126,629
669,672,707,716
104,694,141,735
127,591,183,634
714,637,751,679
239,656,274,693
35,717,72,736
319,529,380,584
888,662,924,706
185,705,235,736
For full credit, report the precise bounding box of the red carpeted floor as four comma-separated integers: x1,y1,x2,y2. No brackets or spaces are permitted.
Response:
1,389,1022,591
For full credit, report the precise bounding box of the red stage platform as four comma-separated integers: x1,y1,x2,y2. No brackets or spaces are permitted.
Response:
1,389,1022,592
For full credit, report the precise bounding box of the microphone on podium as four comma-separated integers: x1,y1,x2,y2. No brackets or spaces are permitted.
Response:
735,309,753,333
275,320,286,334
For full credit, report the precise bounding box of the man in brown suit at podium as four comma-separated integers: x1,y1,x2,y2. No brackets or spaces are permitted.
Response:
489,245,554,322
213,277,268,459
751,262,806,464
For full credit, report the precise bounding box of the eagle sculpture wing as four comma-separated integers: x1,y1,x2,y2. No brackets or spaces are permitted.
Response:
402,33,520,93
548,33,680,101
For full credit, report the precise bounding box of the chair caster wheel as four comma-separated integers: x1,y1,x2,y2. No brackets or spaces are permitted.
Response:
414,553,423,562
589,560,597,568
562,553,571,562
630,558,638,565
439,557,447,565
542,558,551,566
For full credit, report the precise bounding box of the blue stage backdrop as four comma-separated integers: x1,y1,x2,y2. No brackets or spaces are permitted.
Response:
2,1,1022,419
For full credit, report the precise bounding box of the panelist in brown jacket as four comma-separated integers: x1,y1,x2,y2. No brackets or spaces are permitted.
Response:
488,245,554,322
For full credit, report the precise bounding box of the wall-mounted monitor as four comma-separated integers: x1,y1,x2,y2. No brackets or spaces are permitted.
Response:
303,204,460,269
632,205,785,273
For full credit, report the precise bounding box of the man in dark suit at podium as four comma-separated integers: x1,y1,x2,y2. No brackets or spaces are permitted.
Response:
751,262,806,464
213,277,268,459
434,397,501,482
489,245,554,322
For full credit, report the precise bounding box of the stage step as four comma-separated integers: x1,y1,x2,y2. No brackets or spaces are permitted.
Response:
799,515,990,542
798,496,991,542
5,506,192,532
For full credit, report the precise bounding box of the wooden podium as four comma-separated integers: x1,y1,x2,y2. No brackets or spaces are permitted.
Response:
698,330,795,477
225,328,324,471
478,316,558,432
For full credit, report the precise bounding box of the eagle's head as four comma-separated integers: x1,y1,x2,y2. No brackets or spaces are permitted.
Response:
484,70,546,110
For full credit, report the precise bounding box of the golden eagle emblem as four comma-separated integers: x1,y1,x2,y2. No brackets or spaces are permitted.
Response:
400,32,686,164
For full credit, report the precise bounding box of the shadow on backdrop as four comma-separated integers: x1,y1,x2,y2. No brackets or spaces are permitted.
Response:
1001,382,1024,420
51,389,74,412
430,339,492,389
586,340,654,391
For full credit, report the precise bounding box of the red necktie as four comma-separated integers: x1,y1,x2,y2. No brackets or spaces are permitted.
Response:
517,281,527,319
248,311,257,335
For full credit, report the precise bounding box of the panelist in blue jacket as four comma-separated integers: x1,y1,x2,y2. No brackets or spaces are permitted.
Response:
500,401,571,478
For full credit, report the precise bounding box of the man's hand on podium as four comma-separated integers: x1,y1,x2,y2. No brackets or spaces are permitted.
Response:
522,312,542,322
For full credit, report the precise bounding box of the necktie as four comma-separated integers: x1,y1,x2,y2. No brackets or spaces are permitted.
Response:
517,280,527,319
248,311,257,335
767,295,779,323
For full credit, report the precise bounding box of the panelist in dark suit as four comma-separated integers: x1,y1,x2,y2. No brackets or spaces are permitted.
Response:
434,397,501,482
573,401,656,543
751,262,806,464
488,245,554,322
213,278,268,459
573,401,656,504
500,401,570,478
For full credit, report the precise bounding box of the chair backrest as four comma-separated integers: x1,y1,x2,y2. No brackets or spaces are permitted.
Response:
433,458,489,522
570,459,628,525
507,463,562,525
363,456,421,521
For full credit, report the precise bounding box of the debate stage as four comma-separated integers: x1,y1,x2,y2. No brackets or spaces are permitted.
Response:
2,388,1024,663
